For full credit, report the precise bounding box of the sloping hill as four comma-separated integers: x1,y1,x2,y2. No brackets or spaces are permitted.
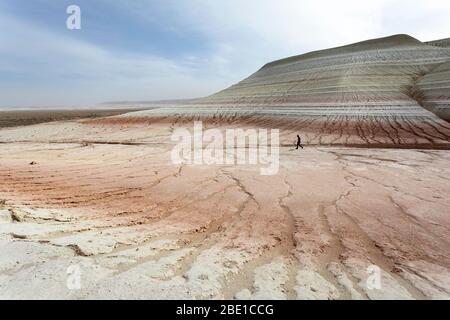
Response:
95,35,450,148
412,60,450,121
197,35,449,112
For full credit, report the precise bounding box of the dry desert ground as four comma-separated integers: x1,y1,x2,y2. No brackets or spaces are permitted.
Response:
0,115,449,300
1,34,450,300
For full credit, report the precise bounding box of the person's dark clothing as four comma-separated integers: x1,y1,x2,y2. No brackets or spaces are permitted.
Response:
296,135,303,149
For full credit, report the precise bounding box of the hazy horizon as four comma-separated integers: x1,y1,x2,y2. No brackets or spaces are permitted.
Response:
1,0,450,108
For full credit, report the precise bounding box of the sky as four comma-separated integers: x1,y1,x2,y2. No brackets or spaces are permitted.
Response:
1,0,450,108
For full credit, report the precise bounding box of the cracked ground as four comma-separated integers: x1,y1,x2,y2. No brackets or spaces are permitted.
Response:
0,120,449,299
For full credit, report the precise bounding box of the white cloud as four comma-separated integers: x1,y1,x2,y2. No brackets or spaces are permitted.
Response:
0,11,234,107
175,0,450,57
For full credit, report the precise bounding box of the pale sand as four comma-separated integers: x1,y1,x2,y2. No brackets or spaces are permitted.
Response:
0,119,449,299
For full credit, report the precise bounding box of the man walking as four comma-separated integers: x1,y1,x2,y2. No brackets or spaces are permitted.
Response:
296,135,303,149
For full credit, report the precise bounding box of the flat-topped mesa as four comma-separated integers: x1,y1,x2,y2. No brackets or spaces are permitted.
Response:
92,34,450,148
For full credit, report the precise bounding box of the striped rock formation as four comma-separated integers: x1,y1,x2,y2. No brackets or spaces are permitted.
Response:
412,38,450,121
102,34,450,148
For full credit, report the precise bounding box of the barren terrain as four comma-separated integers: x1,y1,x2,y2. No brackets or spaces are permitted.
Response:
0,118,449,299
1,34,449,299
